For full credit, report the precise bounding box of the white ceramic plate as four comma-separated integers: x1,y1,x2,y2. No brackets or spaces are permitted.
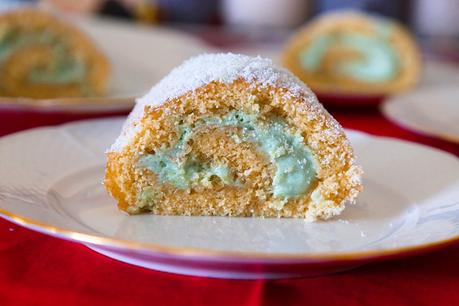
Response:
382,85,459,143
0,17,212,113
0,118,458,279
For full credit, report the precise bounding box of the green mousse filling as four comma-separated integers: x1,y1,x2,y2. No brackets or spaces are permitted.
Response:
138,111,317,201
0,30,87,86
299,21,400,82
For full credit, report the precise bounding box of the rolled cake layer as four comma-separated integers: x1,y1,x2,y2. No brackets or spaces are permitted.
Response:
0,9,110,98
282,11,421,95
105,53,362,220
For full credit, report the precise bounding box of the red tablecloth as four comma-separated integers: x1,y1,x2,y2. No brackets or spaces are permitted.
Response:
0,107,458,306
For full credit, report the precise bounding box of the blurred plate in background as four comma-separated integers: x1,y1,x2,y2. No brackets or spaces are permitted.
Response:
0,17,212,113
382,85,459,143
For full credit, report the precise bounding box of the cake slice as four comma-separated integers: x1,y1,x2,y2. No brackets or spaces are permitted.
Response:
0,9,110,98
282,11,421,95
105,53,362,220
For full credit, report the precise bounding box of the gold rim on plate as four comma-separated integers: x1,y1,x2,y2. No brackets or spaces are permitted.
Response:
2,206,459,262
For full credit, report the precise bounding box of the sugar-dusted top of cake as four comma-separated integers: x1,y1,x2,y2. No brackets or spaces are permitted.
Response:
109,53,320,152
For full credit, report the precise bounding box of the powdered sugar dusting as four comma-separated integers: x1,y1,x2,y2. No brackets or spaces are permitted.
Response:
109,53,319,152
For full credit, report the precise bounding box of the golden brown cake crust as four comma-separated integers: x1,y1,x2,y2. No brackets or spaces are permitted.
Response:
281,11,421,95
105,78,362,220
0,9,110,98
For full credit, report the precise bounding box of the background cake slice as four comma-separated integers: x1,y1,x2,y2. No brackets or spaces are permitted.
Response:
105,53,362,220
282,11,421,95
0,9,110,98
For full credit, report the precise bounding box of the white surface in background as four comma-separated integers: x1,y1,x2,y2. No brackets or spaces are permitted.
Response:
77,17,213,98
